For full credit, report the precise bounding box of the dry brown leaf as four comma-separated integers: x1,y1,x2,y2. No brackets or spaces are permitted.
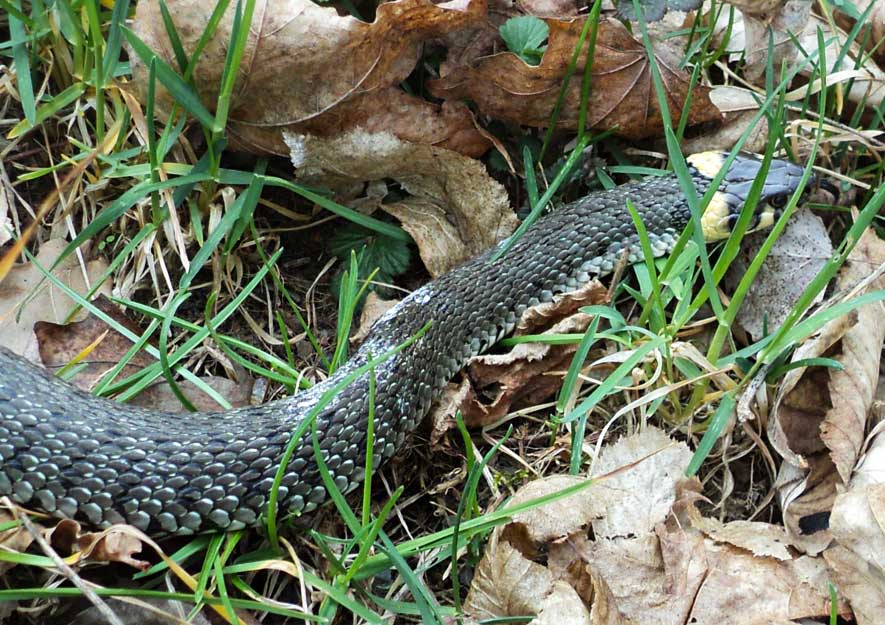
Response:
774,454,841,555
688,511,794,560
715,1,885,107
352,292,400,343
681,86,770,154
429,280,607,437
725,208,832,341
0,238,110,361
0,508,35,575
588,503,843,624
35,296,255,411
466,428,845,624
285,129,517,277
532,580,592,625
823,545,885,625
591,426,692,539
48,519,149,570
823,418,885,625
770,227,885,551
429,17,719,139
229,89,492,158
508,475,601,543
465,532,556,620
34,295,154,390
130,0,491,157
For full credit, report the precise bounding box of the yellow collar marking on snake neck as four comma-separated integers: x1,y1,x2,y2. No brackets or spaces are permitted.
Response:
700,192,733,241
686,151,726,179
687,151,732,241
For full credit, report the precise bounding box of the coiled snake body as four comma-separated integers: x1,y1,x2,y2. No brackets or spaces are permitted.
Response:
0,152,808,536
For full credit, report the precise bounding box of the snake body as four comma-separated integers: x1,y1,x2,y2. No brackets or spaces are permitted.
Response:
0,152,808,536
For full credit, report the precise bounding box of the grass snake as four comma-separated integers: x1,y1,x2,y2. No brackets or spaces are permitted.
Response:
0,151,811,536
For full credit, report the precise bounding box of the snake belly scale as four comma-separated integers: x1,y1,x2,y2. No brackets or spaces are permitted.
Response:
0,152,808,536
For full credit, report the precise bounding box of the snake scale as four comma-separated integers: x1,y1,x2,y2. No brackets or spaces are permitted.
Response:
0,152,810,536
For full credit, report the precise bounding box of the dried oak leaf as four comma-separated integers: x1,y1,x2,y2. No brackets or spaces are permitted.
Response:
285,129,517,277
428,17,719,139
130,0,491,157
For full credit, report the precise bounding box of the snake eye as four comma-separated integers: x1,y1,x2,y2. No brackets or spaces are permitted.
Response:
769,193,789,210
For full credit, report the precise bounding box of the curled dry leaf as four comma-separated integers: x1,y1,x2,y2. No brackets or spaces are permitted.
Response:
770,228,885,551
285,129,517,277
130,0,491,157
429,17,719,139
823,420,885,625
429,280,607,441
466,427,843,624
714,1,885,107
48,519,149,570
725,208,832,342
0,238,110,361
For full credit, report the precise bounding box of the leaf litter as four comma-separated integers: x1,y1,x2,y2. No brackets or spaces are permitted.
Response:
2,0,885,623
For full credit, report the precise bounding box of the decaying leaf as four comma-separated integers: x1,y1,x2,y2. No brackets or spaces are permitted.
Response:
429,279,607,439
681,86,770,157
466,427,845,624
0,507,35,575
823,420,885,625
0,238,110,361
34,295,154,390
285,129,517,277
726,208,832,342
129,0,491,157
770,228,885,552
48,519,149,570
429,17,719,139
35,296,255,411
715,0,885,108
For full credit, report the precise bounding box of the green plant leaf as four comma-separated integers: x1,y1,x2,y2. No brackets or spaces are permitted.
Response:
499,16,548,65
329,222,412,295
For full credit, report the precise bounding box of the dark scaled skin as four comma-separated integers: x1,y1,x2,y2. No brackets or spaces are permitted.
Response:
0,153,808,536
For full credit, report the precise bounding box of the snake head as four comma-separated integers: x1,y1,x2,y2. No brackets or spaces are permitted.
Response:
687,151,813,241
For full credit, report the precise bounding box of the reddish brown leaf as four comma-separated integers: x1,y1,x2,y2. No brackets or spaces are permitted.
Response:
428,17,719,139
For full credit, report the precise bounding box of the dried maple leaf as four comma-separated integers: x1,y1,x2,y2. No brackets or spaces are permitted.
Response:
428,17,719,139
